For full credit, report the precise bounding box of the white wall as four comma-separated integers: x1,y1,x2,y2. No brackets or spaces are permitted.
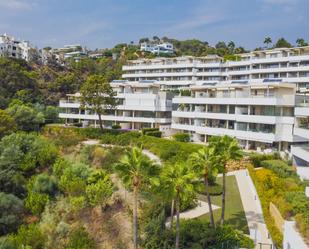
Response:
283,221,308,249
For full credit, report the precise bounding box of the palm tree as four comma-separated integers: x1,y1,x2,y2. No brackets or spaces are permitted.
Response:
209,135,242,225
115,147,160,249
161,162,196,249
264,37,272,48
189,147,218,228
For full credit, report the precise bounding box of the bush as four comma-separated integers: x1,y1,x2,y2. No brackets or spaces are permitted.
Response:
100,131,141,146
145,131,162,138
112,124,121,129
9,224,46,249
248,153,278,167
65,227,96,249
25,192,49,215
0,193,24,235
260,160,298,179
141,128,159,135
172,132,190,142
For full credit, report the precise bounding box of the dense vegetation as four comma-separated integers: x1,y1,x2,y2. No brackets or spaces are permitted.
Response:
248,156,309,248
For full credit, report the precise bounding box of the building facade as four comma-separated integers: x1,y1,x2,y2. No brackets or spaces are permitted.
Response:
0,33,33,61
172,83,304,150
123,46,309,90
140,42,174,54
59,82,173,134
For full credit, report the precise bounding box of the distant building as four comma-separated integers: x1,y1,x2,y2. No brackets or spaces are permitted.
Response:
140,42,174,54
59,81,174,135
0,33,33,61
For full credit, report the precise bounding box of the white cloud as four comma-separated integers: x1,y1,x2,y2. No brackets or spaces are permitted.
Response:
0,0,36,10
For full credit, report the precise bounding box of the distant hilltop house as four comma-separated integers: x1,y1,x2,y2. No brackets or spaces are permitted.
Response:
42,44,88,65
140,42,174,54
0,33,33,61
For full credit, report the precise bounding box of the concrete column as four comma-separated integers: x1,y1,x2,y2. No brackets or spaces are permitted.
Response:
245,140,250,150
278,141,282,151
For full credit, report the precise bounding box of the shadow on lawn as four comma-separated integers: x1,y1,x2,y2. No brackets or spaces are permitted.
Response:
226,210,249,234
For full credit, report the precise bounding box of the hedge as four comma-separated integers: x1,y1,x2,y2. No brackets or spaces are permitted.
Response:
173,132,190,142
248,165,309,246
145,131,162,138
247,153,278,167
141,128,159,135
260,160,298,179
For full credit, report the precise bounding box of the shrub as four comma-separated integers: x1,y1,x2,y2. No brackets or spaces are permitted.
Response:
141,128,159,135
248,153,277,167
0,193,24,235
172,132,190,142
31,173,57,196
260,160,298,179
65,227,96,249
25,192,49,215
9,224,46,249
145,130,162,138
112,124,121,129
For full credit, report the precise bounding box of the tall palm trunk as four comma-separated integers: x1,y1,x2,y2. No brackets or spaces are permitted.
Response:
220,170,226,225
133,185,138,249
98,112,104,132
175,191,180,249
170,199,175,228
204,174,215,228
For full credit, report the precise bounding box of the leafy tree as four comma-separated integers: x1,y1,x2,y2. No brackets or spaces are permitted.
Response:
209,136,242,225
44,106,60,123
274,38,292,48
0,133,58,195
0,57,39,108
189,147,218,227
264,37,272,48
227,41,235,54
86,170,114,209
296,38,308,47
6,102,44,131
161,162,196,249
139,38,150,44
0,192,24,235
115,147,160,249
0,110,16,138
80,75,118,132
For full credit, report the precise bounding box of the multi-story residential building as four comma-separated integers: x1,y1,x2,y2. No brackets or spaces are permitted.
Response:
172,82,306,150
140,42,174,54
291,89,309,179
59,81,174,134
0,33,33,61
123,46,309,90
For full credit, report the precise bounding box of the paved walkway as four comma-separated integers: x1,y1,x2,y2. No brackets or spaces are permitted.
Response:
233,169,273,248
166,200,220,227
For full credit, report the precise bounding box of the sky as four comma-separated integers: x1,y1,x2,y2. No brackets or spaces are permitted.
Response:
0,0,308,50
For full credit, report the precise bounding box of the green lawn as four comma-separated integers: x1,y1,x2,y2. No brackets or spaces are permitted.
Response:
198,175,249,234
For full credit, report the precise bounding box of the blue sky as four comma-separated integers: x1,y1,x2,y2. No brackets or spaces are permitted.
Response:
0,0,308,50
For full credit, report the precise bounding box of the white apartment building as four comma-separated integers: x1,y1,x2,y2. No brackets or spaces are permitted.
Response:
172,83,305,149
140,42,174,54
59,82,173,134
291,89,309,179
123,46,309,90
0,33,33,61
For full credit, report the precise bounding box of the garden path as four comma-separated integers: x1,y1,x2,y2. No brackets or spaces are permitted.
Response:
231,170,273,248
